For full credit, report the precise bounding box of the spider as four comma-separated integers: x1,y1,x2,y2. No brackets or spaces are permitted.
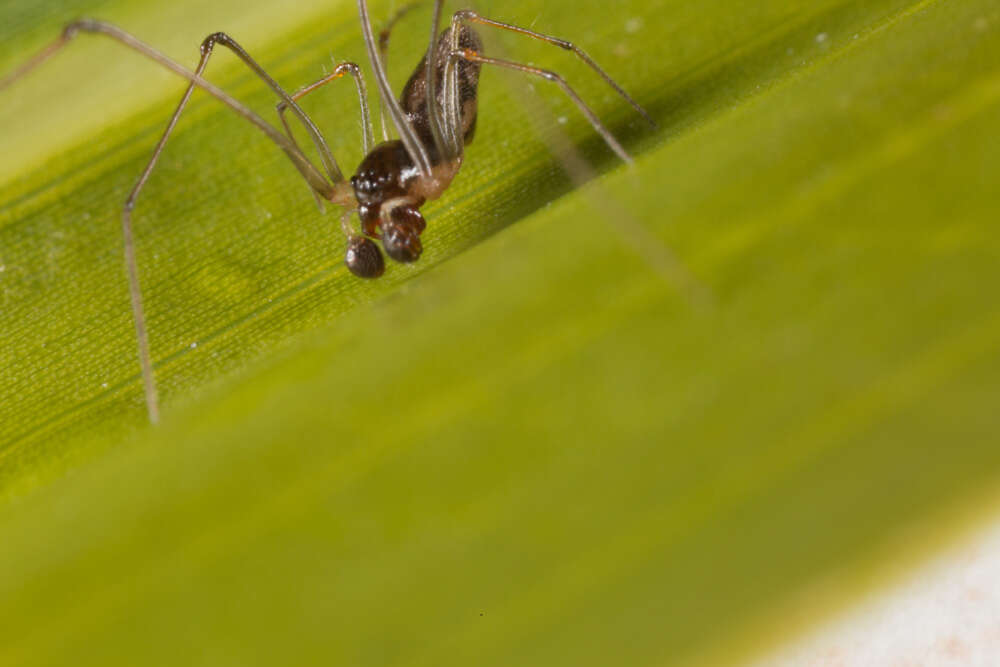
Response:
0,0,653,424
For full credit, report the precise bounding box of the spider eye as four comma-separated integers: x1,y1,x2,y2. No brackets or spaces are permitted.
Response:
345,236,385,278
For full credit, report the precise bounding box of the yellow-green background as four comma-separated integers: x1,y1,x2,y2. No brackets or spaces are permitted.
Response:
1,0,998,664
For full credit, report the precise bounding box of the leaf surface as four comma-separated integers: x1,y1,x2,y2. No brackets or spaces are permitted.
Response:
1,0,999,664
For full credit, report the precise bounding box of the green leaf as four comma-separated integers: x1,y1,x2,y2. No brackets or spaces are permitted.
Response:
1,0,999,665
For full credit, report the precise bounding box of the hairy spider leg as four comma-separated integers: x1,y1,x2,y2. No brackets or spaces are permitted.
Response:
277,62,375,208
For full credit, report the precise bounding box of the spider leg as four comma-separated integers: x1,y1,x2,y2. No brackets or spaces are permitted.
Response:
1,19,353,424
449,10,655,127
377,2,421,142
278,62,374,156
450,48,635,163
277,62,374,209
357,0,433,177
1,21,336,194
201,32,347,183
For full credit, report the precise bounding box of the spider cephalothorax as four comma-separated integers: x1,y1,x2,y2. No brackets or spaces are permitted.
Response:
350,140,427,269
